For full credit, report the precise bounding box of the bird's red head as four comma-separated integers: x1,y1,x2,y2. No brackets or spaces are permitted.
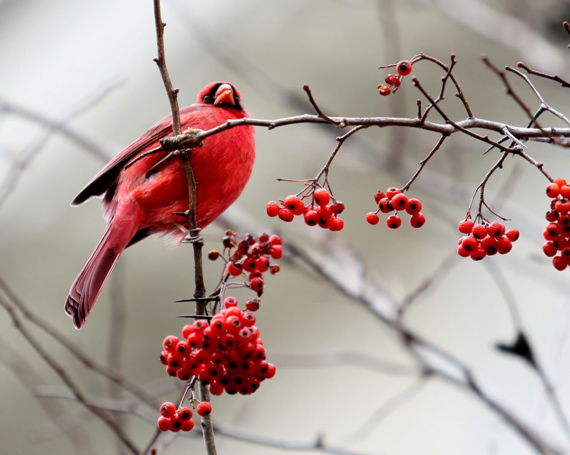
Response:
197,81,244,111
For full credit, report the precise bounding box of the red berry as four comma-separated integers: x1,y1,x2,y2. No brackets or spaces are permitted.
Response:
470,247,487,261
378,197,393,213
241,257,257,272
555,178,568,187
278,208,294,222
317,205,333,229
209,382,224,396
374,190,386,204
544,223,560,240
246,298,260,312
196,401,212,417
178,406,193,421
556,200,570,213
553,255,567,271
282,195,305,215
458,219,474,234
391,193,408,210
385,73,401,87
397,60,412,76
158,416,171,431
405,198,422,214
304,209,319,226
410,212,426,228
386,214,402,229
227,261,242,277
386,187,401,199
314,188,331,206
543,241,557,257
181,324,195,340
160,402,176,418
546,183,561,198
264,363,277,379
269,234,282,246
506,229,520,242
546,210,559,222
224,296,238,308
208,250,220,260
329,217,344,231
457,244,470,257
561,186,570,199
162,336,179,352
330,201,345,214
378,84,391,96
181,419,195,432
487,221,505,238
242,312,256,327
270,245,282,260
366,212,380,225
266,201,280,217
168,414,182,432
481,236,498,255
176,340,190,355
250,277,264,293
460,235,478,252
255,256,270,272
497,236,512,254
471,224,488,240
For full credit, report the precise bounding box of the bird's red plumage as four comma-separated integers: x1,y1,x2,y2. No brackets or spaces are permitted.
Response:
65,82,255,329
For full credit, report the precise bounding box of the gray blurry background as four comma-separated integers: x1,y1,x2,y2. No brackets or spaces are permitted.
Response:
2,0,570,454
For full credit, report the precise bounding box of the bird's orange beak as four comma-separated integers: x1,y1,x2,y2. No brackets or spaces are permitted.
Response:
214,83,235,106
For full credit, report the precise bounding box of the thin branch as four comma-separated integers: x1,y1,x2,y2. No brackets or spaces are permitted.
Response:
517,61,570,88
0,294,140,454
401,134,448,192
153,0,180,135
0,274,159,408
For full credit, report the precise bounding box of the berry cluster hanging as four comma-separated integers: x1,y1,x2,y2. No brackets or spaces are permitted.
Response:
156,232,280,433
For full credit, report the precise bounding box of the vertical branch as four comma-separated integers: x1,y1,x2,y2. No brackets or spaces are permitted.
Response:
153,0,181,135
152,1,215,453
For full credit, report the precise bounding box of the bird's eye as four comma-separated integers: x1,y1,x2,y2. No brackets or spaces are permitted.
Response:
203,94,212,103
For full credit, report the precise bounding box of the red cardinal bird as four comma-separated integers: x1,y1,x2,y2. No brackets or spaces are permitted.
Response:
65,82,255,329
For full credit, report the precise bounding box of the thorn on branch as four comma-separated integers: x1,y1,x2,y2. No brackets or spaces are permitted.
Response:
496,331,536,367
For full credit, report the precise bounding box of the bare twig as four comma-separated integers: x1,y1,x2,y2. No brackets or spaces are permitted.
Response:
153,0,180,135
0,274,159,407
0,294,140,454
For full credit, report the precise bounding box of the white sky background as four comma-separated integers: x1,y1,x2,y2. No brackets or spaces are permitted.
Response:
1,1,570,454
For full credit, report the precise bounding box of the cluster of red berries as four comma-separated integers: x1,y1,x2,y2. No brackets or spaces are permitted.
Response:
157,401,212,433
157,402,194,432
378,60,413,96
543,178,570,270
456,219,519,260
266,187,345,231
160,301,276,396
209,231,281,296
366,187,425,229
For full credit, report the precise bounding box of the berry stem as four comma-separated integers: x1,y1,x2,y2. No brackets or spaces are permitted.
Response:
401,134,447,192
313,125,368,184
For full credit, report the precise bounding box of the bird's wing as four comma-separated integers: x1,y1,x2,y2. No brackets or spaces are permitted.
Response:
71,105,201,206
